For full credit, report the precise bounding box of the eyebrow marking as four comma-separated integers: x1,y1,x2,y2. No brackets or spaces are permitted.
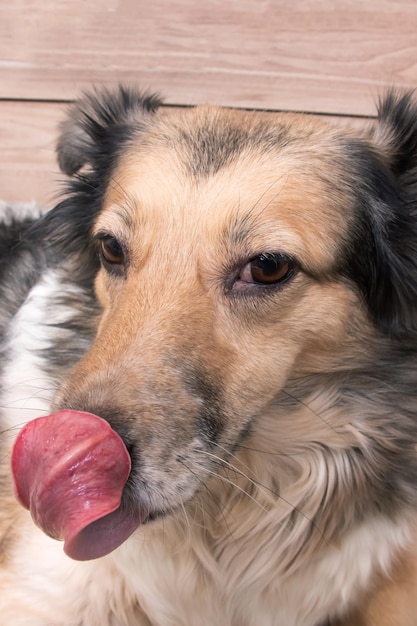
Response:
222,175,287,249
92,204,133,239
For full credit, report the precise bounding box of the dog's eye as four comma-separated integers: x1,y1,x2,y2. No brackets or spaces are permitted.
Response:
238,253,295,286
99,236,125,266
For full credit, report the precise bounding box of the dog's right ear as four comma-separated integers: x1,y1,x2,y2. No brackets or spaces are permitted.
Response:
57,86,162,176
26,87,162,259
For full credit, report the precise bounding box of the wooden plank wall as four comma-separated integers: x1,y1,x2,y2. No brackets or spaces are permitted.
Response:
1,0,417,204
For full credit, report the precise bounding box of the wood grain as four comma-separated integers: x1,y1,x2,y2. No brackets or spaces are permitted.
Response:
0,102,64,204
1,0,416,116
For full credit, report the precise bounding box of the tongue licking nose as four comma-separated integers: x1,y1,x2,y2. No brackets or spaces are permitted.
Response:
11,410,144,561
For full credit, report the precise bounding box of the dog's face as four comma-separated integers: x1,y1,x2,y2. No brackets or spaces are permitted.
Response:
48,89,417,524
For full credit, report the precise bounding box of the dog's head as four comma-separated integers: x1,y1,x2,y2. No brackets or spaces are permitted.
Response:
40,87,417,539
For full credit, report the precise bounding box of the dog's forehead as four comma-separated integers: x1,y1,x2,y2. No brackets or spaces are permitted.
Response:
100,107,355,270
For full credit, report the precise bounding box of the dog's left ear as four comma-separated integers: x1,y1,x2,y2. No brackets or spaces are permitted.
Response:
57,85,162,176
344,91,417,337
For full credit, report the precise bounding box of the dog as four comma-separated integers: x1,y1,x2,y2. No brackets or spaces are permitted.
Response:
1,87,417,626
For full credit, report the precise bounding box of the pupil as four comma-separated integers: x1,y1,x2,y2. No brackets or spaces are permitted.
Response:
101,236,124,264
257,255,278,275
108,238,122,257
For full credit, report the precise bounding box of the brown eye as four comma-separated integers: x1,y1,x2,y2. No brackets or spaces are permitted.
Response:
238,253,295,285
99,236,125,266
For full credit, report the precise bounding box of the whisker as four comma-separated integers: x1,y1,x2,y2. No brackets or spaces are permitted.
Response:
0,404,50,411
236,443,307,458
177,458,237,540
279,388,341,436
0,423,30,434
194,457,270,515
199,445,328,546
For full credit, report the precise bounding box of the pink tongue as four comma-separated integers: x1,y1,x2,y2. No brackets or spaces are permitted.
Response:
11,410,144,561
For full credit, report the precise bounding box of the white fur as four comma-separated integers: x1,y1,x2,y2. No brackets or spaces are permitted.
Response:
2,269,85,432
0,200,46,224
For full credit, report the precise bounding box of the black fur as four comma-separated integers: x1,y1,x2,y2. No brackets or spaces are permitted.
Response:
338,92,417,337
0,209,49,335
57,86,162,176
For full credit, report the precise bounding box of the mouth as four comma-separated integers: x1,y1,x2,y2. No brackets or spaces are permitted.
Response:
11,410,147,561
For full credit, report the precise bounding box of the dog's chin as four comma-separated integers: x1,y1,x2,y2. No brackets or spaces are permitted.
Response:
123,469,209,528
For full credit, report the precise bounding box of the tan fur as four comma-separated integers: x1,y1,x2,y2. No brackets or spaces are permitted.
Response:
2,102,417,625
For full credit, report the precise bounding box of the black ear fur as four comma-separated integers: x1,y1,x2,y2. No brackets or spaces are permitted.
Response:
29,87,162,257
345,91,417,337
57,85,162,176
375,90,417,179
